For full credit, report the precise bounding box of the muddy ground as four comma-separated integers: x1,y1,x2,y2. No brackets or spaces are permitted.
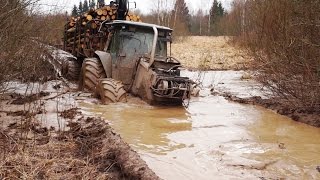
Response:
172,36,252,70
220,93,320,127
0,82,159,179
0,36,319,179
171,36,319,128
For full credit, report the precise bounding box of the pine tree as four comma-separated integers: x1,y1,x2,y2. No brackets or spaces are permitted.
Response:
89,0,96,9
218,2,225,16
83,0,89,12
78,1,83,14
209,0,225,35
172,0,191,34
71,5,78,16
98,0,105,8
209,0,219,24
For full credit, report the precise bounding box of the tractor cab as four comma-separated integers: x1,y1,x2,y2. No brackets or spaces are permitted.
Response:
104,21,180,88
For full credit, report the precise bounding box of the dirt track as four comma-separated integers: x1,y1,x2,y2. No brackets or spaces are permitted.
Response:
0,82,159,179
172,36,252,70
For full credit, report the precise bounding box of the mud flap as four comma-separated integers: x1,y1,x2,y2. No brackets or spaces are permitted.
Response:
95,51,112,78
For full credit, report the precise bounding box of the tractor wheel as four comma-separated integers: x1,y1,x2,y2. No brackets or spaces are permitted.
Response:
82,58,106,92
63,59,81,80
97,78,127,104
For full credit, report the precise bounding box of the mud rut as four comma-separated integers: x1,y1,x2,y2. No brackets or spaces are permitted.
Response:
0,89,159,179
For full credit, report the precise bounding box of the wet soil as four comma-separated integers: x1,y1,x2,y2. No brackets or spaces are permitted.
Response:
10,91,50,105
221,93,320,127
0,81,158,179
0,115,158,179
1,71,319,179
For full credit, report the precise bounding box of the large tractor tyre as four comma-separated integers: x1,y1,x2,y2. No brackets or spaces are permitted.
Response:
63,59,81,80
82,58,106,92
97,78,127,104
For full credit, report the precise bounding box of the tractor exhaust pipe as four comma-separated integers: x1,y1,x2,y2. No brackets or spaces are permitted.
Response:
149,26,158,69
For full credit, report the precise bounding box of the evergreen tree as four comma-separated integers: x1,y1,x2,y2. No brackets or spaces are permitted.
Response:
218,2,225,16
209,0,225,35
209,0,219,23
172,0,191,34
89,0,96,9
71,5,78,16
78,1,83,14
98,0,105,8
83,0,89,12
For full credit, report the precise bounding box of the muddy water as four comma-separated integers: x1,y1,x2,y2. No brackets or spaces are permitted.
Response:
81,71,320,179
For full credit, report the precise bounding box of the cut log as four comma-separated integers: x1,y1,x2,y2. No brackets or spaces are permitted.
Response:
91,23,97,29
67,27,76,33
132,16,138,22
87,15,93,21
69,22,75,27
96,9,103,16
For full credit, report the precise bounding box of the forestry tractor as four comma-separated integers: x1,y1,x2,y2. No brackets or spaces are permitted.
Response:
62,0,195,105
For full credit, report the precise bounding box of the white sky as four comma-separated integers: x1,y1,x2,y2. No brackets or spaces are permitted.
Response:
38,0,233,14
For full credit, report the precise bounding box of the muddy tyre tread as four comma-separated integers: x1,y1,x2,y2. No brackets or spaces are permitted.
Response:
82,58,106,92
65,59,81,80
97,78,127,104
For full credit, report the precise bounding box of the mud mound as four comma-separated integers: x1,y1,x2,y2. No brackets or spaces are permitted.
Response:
60,108,81,119
222,93,320,127
11,91,50,105
70,117,160,180
0,116,159,179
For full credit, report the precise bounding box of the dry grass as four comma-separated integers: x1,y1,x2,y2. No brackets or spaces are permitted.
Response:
0,128,117,179
171,36,252,70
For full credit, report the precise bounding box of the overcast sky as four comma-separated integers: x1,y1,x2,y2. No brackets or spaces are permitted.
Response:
38,0,233,14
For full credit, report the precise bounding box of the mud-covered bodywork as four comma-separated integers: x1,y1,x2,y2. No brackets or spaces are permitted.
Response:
131,57,193,105
104,21,194,105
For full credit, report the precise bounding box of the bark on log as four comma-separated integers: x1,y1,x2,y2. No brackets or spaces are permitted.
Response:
67,27,76,33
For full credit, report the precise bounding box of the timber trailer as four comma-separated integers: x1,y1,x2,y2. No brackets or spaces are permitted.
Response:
62,0,195,105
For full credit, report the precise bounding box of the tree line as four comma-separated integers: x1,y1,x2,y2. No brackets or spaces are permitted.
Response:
72,0,98,16
141,0,227,36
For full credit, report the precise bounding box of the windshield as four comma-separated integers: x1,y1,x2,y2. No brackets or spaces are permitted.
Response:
119,31,167,58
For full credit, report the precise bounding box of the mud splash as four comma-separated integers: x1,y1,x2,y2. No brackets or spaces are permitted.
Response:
81,71,320,179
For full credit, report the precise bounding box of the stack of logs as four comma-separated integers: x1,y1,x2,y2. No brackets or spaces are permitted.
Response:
64,4,141,57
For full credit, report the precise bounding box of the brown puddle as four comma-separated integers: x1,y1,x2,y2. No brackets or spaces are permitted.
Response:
81,71,320,179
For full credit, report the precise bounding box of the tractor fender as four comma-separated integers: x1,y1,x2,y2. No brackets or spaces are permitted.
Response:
95,51,112,78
